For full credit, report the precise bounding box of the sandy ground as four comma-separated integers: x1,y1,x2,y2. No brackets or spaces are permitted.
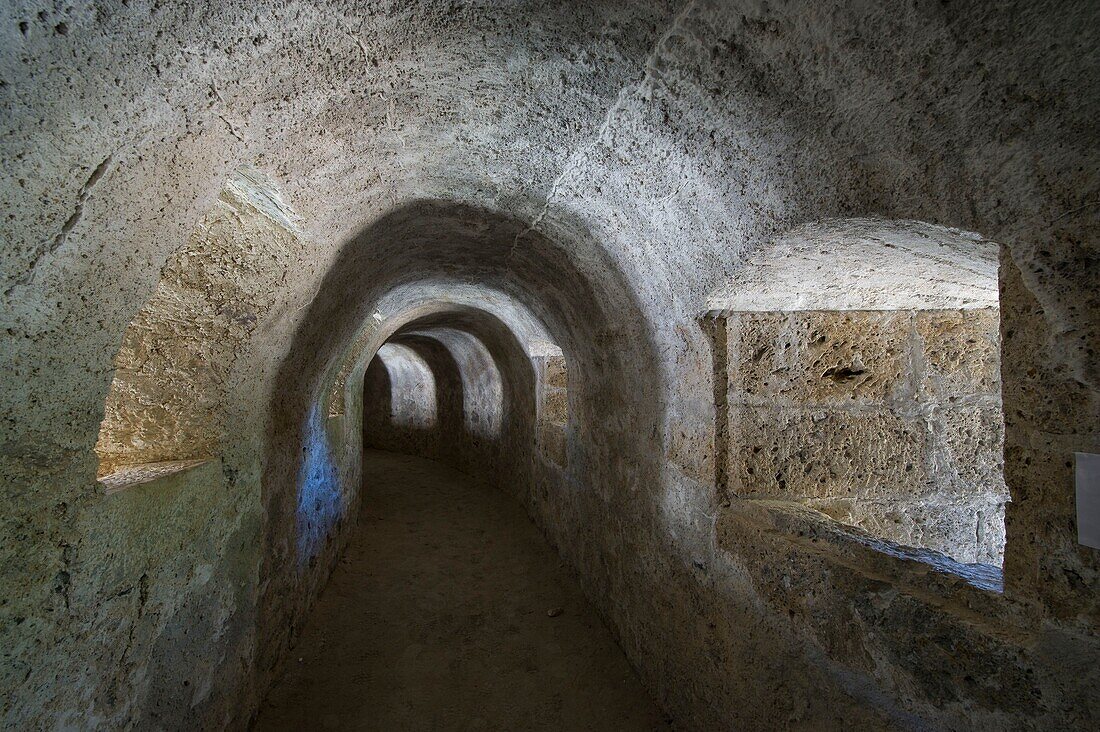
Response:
254,450,670,731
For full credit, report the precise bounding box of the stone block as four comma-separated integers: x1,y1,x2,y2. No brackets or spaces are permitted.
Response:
916,308,1001,401
541,386,568,425
543,355,568,389
727,406,928,500
726,311,912,407
932,405,1009,498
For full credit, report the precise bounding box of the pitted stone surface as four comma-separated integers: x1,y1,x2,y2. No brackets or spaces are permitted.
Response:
724,308,1009,564
1,1,1098,730
95,183,305,475
728,311,913,405
918,309,1002,400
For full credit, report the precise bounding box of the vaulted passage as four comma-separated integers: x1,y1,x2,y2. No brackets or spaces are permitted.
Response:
255,450,666,730
4,3,1099,730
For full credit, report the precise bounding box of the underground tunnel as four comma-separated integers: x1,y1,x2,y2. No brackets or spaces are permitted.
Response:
2,1,1099,730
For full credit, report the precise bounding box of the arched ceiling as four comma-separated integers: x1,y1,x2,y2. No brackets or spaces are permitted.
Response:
706,218,1000,313
4,0,1096,461
3,3,1099,730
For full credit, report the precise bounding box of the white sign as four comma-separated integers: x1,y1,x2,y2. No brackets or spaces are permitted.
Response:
1077,453,1100,550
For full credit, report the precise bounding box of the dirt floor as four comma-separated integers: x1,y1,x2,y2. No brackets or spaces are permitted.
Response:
254,450,670,731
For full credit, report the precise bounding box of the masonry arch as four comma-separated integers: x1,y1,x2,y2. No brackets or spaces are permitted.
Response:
362,305,540,479
256,200,666,686
364,341,442,437
93,170,304,490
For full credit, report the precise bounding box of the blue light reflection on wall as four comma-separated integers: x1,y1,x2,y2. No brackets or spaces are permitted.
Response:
295,403,344,570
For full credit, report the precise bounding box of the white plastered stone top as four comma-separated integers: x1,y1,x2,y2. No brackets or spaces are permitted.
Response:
706,218,1000,314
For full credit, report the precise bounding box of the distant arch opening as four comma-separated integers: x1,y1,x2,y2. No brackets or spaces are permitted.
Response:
358,303,548,481
364,342,440,434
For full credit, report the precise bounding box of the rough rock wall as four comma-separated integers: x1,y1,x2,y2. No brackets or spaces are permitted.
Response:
96,182,305,476
1,1,1098,730
535,353,569,467
2,169,305,725
723,308,1008,565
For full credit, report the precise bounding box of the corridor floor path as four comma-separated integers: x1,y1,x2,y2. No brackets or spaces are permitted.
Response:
255,450,670,731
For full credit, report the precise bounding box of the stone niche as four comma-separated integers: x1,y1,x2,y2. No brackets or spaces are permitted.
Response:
721,307,1008,566
535,352,568,467
95,169,304,482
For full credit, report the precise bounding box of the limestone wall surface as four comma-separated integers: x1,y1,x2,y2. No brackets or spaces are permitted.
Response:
722,308,1008,565
96,180,306,476
1,1,1098,730
536,353,569,467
